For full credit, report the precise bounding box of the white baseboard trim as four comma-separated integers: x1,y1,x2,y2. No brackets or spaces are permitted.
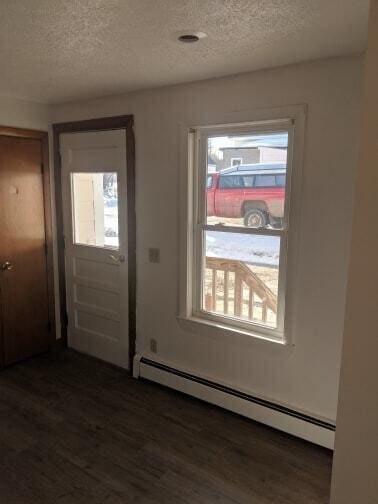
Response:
132,353,142,378
139,357,335,449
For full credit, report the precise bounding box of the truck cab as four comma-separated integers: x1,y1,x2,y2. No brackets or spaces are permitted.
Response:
207,163,286,227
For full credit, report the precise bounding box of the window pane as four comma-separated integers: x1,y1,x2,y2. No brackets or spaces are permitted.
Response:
72,172,119,249
219,175,244,189
276,174,286,187
254,174,276,187
242,175,254,188
231,157,242,166
207,132,288,229
203,231,280,328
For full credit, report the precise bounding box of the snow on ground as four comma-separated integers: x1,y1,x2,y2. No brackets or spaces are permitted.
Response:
206,231,280,267
103,201,279,266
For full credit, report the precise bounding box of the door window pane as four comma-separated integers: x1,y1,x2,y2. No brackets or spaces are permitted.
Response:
203,231,280,328
72,172,119,249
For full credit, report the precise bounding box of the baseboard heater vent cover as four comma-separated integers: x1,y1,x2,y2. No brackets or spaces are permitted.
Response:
138,357,335,449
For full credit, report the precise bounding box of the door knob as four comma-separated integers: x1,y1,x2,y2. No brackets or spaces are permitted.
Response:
2,261,13,271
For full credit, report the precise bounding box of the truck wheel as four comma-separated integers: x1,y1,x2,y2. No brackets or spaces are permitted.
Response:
270,216,283,229
244,208,267,228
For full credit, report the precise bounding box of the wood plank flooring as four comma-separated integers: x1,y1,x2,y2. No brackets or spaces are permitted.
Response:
0,348,333,503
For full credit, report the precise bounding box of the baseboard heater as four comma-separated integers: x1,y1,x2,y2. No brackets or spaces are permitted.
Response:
137,356,335,449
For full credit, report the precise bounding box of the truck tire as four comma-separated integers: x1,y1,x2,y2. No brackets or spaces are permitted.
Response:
243,208,267,228
270,216,283,229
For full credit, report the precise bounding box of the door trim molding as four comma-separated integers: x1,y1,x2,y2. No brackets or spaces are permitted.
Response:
0,125,56,363
52,115,136,371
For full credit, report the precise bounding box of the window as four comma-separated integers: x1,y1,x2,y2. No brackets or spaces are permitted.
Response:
219,175,244,189
71,172,119,249
242,175,254,188
231,157,243,166
276,174,286,187
254,174,276,187
219,175,256,188
189,123,294,341
207,175,213,189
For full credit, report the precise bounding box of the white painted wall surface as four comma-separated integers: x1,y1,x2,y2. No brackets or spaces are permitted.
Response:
51,55,363,423
0,95,49,131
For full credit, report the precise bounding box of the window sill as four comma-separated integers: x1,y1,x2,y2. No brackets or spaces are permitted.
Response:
177,314,293,347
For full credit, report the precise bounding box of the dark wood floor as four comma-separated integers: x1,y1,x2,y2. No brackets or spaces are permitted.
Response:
0,348,333,504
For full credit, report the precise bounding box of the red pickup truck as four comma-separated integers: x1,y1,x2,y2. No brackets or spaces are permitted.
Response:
207,163,286,228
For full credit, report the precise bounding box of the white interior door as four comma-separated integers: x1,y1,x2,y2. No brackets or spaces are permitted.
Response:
61,130,129,368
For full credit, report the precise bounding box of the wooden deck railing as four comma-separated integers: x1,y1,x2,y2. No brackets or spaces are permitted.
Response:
205,257,277,324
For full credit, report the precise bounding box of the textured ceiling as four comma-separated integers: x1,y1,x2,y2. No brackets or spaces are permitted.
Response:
0,0,370,104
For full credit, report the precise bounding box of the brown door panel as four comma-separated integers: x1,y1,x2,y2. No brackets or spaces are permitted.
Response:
0,136,50,366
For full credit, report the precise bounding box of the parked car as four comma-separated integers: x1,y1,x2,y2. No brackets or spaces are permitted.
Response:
206,163,286,227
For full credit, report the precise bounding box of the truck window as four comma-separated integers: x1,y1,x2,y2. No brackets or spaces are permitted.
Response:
219,175,244,189
207,175,213,189
276,174,286,187
254,174,276,187
242,176,254,187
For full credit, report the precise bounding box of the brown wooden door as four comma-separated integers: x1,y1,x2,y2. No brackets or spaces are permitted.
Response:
0,135,50,366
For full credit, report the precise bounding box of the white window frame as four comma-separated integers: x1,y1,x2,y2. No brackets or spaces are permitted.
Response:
231,157,243,166
178,106,306,346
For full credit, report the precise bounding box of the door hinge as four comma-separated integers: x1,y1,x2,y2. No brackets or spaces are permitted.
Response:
41,162,44,174
44,243,48,255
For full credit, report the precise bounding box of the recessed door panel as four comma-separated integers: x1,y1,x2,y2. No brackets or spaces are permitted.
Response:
74,284,119,313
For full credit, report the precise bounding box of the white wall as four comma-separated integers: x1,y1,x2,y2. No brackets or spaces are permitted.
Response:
331,1,378,502
51,54,363,424
0,95,49,131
